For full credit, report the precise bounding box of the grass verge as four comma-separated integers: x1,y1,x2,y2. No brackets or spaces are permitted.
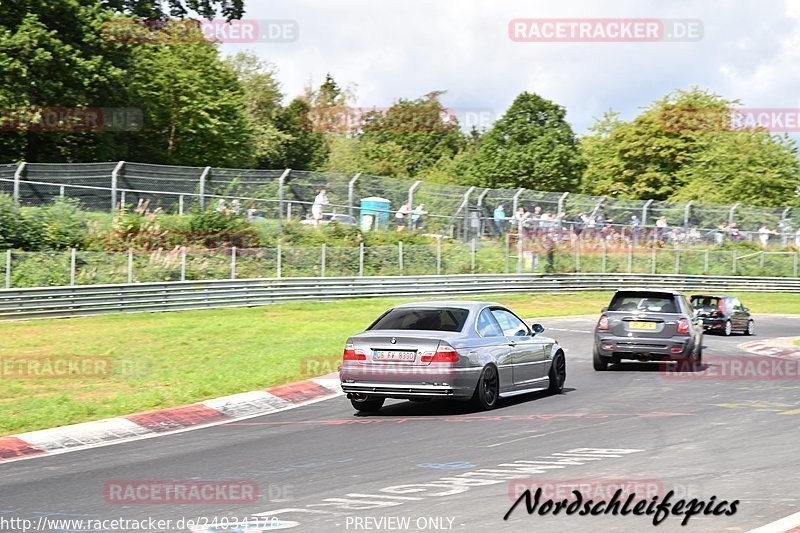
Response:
2,291,799,435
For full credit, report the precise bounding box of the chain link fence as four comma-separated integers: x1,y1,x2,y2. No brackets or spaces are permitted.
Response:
2,161,800,244
2,240,798,289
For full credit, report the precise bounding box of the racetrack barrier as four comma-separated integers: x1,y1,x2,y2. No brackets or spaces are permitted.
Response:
0,273,798,321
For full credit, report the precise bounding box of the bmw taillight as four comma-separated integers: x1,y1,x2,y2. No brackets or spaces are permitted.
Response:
598,315,609,330
342,343,365,361
717,299,725,315
421,345,459,363
677,318,690,334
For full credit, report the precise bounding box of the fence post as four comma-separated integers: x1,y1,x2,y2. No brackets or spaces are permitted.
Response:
127,248,133,283
628,244,633,273
732,251,737,274
516,220,523,274
278,169,291,235
675,250,680,274
704,249,709,274
198,166,211,211
602,240,606,273
12,161,26,207
398,241,403,274
111,161,125,213
408,180,422,234
348,173,361,221
437,236,442,275
760,251,765,270
277,245,282,278
70,248,76,286
651,248,656,274
179,195,184,215
5,249,10,288
575,240,580,273
231,246,237,279
359,242,364,277
505,233,510,274
471,238,476,273
120,190,126,211
794,252,798,278
59,185,65,198
181,247,186,281
321,243,326,277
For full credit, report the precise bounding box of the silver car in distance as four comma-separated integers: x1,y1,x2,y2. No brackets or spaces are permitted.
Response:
339,301,566,413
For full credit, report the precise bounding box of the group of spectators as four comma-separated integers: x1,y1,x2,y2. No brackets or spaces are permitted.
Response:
492,204,800,248
253,188,800,248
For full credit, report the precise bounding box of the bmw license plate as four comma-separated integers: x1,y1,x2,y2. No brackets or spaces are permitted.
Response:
629,321,657,331
373,350,416,361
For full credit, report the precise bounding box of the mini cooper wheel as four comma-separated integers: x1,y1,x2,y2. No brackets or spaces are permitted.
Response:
593,347,609,371
746,320,755,336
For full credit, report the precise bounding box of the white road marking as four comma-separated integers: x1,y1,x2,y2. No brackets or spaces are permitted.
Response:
482,419,633,448
747,510,800,533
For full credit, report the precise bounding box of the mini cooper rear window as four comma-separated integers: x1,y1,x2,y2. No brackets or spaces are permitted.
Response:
608,292,678,313
367,308,469,332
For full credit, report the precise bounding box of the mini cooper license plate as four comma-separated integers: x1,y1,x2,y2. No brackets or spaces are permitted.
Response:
629,321,657,331
373,350,416,361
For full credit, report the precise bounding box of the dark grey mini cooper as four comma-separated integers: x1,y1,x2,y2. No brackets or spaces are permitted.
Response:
593,289,703,371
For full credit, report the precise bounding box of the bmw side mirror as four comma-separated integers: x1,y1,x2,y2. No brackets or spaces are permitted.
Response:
601,306,608,312
531,323,544,335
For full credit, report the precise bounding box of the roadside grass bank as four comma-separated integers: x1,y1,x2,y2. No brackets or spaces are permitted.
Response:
2,291,799,435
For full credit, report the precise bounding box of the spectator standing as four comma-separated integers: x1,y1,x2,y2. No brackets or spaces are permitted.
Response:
573,212,586,238
758,225,777,247
312,189,330,227
396,202,412,232
412,203,428,231
631,215,640,244
493,204,506,235
656,216,668,243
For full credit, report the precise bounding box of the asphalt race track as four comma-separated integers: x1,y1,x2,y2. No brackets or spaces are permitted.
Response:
2,315,799,533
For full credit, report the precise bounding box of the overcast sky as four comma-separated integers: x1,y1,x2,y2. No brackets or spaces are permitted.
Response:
219,0,800,135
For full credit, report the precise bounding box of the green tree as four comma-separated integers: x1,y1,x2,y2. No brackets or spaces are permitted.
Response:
0,1,136,162
100,0,245,20
582,87,800,206
127,33,254,167
226,51,290,168
469,92,583,191
272,98,328,170
359,91,465,177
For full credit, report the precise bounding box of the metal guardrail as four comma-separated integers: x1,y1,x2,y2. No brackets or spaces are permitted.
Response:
0,273,798,321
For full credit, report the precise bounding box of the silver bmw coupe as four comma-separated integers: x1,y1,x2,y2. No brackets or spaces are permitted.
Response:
339,301,566,412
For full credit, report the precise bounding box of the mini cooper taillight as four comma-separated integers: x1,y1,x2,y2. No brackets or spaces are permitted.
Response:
598,315,609,330
677,318,690,334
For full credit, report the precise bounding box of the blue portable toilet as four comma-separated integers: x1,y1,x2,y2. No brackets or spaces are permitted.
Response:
359,197,391,231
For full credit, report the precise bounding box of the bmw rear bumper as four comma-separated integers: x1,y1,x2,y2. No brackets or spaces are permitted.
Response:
339,365,482,400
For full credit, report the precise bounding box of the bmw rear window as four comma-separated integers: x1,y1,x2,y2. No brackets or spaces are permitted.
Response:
367,308,469,332
608,292,678,313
